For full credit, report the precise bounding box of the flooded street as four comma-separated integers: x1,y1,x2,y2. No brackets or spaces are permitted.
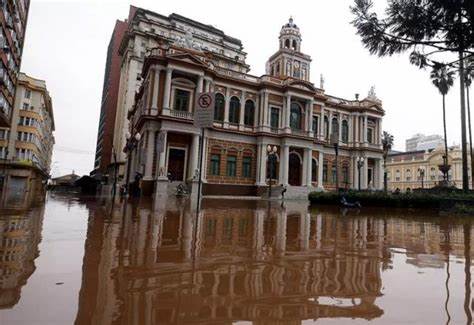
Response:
0,194,473,324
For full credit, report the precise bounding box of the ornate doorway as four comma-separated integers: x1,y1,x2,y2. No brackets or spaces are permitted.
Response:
288,153,302,186
168,148,186,181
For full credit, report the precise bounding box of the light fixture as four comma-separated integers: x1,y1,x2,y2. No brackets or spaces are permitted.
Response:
134,132,141,141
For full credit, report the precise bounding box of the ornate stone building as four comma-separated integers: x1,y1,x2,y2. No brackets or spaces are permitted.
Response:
120,7,385,196
386,145,472,192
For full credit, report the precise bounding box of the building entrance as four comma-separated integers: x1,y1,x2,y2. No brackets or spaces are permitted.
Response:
168,148,186,181
288,153,302,186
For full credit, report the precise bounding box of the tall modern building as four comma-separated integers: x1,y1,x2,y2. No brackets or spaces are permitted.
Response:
92,20,128,179
0,73,55,208
119,7,384,197
405,133,444,152
0,0,30,127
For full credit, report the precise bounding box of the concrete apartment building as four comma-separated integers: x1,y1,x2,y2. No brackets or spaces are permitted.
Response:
405,133,444,152
0,0,30,127
92,20,128,180
117,7,384,198
0,73,55,208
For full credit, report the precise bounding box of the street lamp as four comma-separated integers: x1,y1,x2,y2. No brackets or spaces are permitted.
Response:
330,132,339,191
124,131,141,196
418,167,425,189
357,156,365,191
267,145,277,199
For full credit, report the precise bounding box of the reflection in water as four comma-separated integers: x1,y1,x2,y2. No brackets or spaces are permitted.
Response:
72,198,473,325
0,206,44,309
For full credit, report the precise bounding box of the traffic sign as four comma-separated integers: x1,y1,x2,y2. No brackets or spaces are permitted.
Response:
194,92,215,128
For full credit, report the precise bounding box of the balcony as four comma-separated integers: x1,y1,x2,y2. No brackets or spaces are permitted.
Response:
291,128,310,137
161,108,194,121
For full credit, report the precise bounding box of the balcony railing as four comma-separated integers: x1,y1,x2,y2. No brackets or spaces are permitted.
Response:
162,108,194,120
291,128,309,137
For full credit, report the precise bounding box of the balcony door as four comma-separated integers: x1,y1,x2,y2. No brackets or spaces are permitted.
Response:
168,147,187,182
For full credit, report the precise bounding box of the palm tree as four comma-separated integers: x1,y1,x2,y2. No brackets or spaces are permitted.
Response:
464,58,474,189
382,131,394,192
430,65,455,183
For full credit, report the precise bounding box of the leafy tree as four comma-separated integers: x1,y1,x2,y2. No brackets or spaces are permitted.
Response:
351,0,474,191
382,131,394,192
431,65,455,181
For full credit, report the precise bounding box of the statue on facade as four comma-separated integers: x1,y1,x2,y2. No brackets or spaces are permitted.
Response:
368,86,377,100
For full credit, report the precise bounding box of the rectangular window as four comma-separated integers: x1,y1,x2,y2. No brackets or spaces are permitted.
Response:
332,167,337,184
242,157,251,178
22,102,29,110
173,89,190,111
24,89,31,99
210,154,220,176
323,164,328,183
0,147,5,159
367,128,373,144
270,107,279,129
312,116,319,136
0,129,6,140
17,131,22,141
226,156,237,177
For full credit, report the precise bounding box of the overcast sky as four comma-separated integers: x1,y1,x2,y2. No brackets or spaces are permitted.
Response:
23,0,467,177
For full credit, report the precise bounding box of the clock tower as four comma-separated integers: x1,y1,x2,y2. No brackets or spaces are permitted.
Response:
266,17,312,82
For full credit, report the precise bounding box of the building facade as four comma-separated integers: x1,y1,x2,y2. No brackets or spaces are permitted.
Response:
92,20,128,179
118,8,384,197
0,73,55,208
0,0,30,126
386,146,472,191
405,133,444,152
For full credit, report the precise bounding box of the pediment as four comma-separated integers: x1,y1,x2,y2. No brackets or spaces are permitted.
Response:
286,79,315,92
167,51,208,68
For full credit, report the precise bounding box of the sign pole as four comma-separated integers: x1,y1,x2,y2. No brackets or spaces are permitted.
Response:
197,127,205,210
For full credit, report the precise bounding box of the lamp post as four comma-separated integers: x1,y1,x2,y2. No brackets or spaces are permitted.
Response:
330,132,339,191
267,145,277,199
124,131,141,196
418,167,425,189
357,156,365,191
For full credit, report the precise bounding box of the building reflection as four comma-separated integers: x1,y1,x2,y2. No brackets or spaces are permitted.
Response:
74,198,473,325
0,206,44,309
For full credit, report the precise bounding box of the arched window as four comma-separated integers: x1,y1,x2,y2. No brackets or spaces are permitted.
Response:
342,165,349,186
331,118,339,137
276,63,280,75
290,103,303,130
341,120,349,143
292,39,297,50
324,116,329,139
229,97,240,124
311,159,318,182
244,100,255,126
285,39,290,48
214,93,225,121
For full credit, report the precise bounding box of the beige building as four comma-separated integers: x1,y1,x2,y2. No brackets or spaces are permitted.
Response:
0,73,55,208
112,7,385,198
386,146,472,191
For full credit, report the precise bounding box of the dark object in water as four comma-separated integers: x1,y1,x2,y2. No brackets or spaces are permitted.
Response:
340,196,361,209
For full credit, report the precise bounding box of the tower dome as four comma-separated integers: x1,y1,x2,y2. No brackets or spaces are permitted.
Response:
279,17,302,51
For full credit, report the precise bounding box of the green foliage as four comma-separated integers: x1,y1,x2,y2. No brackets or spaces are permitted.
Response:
309,190,474,210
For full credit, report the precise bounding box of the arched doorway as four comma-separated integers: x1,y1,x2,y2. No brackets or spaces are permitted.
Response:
288,153,302,186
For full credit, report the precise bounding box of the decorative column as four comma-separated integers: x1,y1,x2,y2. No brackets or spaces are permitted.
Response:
304,148,312,187
257,144,266,185
224,87,230,126
188,133,200,181
377,118,382,145
363,115,368,143
328,111,333,138
263,91,269,127
308,100,314,136
157,131,168,180
363,157,369,189
239,91,246,126
280,145,289,186
378,159,384,190
254,95,260,128
151,67,161,111
352,156,359,190
348,115,353,144
197,75,204,94
285,94,291,131
338,115,342,142
320,106,325,140
162,67,173,110
144,128,156,180
318,151,324,189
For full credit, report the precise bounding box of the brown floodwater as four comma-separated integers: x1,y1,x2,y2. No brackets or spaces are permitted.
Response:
0,193,472,325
